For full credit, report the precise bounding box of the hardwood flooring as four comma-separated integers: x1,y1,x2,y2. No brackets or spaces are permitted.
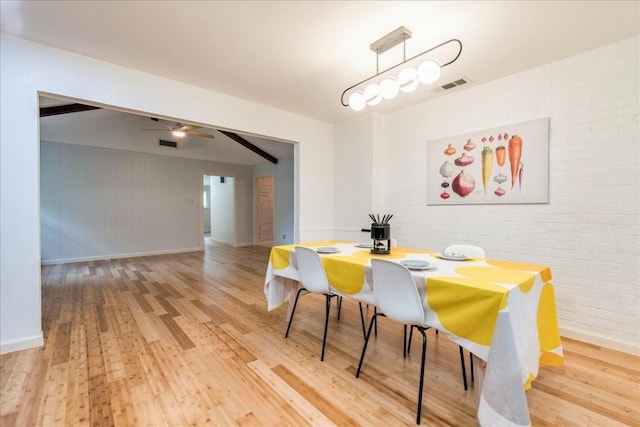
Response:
1,242,639,426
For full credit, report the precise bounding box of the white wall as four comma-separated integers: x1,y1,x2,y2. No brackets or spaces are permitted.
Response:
4,32,637,356
254,154,295,245
0,34,334,354
210,177,235,245
333,114,378,242
40,142,252,262
368,36,638,354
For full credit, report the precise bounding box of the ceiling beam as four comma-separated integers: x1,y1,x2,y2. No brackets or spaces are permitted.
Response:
40,103,103,117
218,130,278,164
39,103,278,164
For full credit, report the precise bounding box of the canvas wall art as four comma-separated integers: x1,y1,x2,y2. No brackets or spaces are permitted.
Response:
426,117,549,205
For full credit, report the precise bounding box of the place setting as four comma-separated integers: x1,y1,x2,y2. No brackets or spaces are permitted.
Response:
399,259,437,270
436,251,471,261
315,246,340,254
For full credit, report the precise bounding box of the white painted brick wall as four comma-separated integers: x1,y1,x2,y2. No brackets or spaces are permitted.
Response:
380,36,639,354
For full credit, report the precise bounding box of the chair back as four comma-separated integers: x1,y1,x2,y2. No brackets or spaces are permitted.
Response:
445,244,485,258
371,259,425,325
295,246,331,294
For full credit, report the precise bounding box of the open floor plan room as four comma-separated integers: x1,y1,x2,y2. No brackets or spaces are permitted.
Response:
1,243,638,426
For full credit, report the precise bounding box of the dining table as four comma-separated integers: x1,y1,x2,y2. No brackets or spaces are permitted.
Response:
264,240,564,427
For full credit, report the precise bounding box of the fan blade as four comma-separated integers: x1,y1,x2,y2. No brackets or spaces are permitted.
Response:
178,124,201,132
187,130,215,139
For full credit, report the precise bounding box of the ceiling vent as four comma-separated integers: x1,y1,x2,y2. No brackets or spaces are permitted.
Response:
159,139,178,148
441,78,469,90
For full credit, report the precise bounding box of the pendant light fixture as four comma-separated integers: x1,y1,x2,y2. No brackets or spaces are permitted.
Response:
341,27,462,111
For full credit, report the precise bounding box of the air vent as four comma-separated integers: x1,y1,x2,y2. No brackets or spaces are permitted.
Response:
159,139,178,148
441,78,469,90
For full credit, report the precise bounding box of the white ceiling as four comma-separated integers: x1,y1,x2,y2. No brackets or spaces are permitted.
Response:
38,105,295,165
1,1,638,125
7,1,638,166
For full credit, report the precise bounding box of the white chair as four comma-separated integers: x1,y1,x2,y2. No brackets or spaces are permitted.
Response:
330,277,377,340
443,244,486,387
285,246,339,361
285,246,375,360
356,259,466,425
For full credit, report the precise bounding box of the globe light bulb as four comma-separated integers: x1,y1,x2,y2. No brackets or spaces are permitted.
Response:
418,59,441,84
363,83,382,106
379,77,399,100
397,67,419,93
349,91,366,111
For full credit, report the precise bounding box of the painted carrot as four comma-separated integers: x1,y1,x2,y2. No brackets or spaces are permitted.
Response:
495,145,506,166
482,146,493,196
508,135,522,188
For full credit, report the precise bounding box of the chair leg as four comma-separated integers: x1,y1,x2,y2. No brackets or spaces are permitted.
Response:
403,325,407,357
416,327,428,425
355,313,380,378
470,353,474,382
284,287,306,338
358,303,367,339
459,346,468,391
407,325,415,354
320,294,332,361
373,307,378,336
337,296,342,320
358,304,378,339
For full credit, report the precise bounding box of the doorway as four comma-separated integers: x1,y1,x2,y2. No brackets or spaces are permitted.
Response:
204,175,235,246
255,175,274,246
203,182,211,235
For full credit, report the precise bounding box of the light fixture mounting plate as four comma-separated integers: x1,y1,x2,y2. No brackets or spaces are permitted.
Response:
370,26,412,55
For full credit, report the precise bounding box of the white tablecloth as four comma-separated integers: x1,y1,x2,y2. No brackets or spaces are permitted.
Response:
264,241,563,427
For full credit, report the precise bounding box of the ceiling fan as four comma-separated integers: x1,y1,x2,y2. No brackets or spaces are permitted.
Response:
145,118,214,139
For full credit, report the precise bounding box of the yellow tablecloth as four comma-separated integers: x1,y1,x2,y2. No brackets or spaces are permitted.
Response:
264,241,563,427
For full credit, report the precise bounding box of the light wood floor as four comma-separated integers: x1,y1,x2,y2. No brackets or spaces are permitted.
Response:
1,243,639,426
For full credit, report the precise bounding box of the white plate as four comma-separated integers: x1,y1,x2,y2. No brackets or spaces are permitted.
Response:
355,243,373,248
316,246,339,254
439,252,469,261
400,260,433,270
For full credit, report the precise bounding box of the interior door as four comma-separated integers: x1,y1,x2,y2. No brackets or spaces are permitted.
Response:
203,184,211,234
255,175,274,246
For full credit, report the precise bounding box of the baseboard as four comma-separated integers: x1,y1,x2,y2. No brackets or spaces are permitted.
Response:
234,242,256,247
41,247,203,265
0,333,44,355
560,325,639,356
209,238,235,246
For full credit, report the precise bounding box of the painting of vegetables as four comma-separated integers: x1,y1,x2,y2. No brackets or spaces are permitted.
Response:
454,153,474,166
519,163,524,190
452,170,476,197
481,147,493,195
426,117,549,205
508,134,523,188
495,145,506,166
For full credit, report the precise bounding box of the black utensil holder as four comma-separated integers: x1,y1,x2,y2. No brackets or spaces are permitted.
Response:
370,223,391,254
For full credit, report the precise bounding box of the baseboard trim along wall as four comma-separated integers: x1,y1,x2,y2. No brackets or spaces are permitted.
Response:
1,333,44,355
560,325,639,356
210,238,235,247
40,247,203,265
